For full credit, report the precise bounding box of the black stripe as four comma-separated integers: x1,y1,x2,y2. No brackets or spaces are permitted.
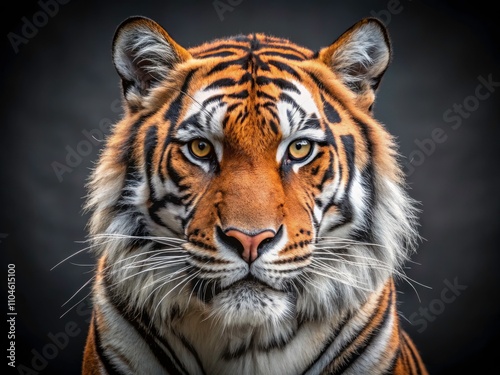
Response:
175,333,207,375
287,106,306,130
321,135,355,231
238,72,253,84
103,274,188,375
318,150,334,189
228,90,249,99
198,50,236,58
354,119,373,156
305,71,327,91
350,162,375,243
177,113,200,133
204,78,237,90
148,199,180,234
322,118,338,152
181,203,197,230
164,69,197,124
330,287,394,375
144,125,158,195
340,135,355,194
93,316,127,375
256,76,301,94
269,119,279,134
202,94,224,108
148,148,187,234
206,56,250,76
279,92,299,106
166,148,185,188
119,116,150,198
119,115,149,164
259,50,305,61
197,43,248,55
268,60,301,79
255,91,274,101
263,104,279,121
226,102,241,113
321,93,341,124
302,116,321,130
159,69,198,181
301,312,353,374
260,44,309,59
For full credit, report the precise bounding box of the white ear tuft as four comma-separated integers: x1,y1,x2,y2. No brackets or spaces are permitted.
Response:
112,16,191,109
319,18,391,109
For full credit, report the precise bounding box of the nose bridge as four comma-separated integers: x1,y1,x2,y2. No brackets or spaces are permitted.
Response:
218,156,284,231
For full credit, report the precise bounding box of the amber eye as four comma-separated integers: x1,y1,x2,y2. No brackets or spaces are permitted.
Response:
189,139,213,159
288,139,312,161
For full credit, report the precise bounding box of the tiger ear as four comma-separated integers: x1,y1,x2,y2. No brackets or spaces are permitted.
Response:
318,18,391,111
112,16,191,110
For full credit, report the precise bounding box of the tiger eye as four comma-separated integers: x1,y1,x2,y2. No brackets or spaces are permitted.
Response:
189,139,212,159
288,139,312,161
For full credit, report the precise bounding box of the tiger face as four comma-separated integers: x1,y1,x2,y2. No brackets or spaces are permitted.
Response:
87,16,418,338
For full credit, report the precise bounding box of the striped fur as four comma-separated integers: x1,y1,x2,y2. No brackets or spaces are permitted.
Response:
82,16,427,374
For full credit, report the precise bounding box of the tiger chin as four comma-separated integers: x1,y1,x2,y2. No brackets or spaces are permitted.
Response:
82,15,428,375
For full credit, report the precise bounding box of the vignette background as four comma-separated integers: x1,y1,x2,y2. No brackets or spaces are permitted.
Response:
1,0,499,373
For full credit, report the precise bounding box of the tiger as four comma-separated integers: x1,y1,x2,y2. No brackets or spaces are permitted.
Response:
82,15,428,375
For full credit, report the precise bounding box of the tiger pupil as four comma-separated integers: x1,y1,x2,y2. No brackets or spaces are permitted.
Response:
289,140,311,160
191,139,211,158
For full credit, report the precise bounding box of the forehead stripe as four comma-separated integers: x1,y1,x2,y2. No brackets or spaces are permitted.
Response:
255,76,300,94
206,56,249,76
268,60,301,79
258,51,304,60
204,78,237,90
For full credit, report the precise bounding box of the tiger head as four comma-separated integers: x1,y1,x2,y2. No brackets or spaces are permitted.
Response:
87,17,418,334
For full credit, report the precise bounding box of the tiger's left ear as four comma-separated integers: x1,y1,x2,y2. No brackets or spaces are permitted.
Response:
318,18,391,111
112,16,192,111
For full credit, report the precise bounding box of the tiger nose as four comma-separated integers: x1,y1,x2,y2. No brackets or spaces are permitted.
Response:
224,229,276,263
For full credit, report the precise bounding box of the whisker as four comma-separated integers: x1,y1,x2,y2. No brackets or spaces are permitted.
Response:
152,268,199,318
61,277,94,308
311,259,370,286
59,291,92,319
308,268,374,292
110,259,188,286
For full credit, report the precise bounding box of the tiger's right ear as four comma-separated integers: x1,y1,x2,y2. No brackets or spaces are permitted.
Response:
112,16,191,110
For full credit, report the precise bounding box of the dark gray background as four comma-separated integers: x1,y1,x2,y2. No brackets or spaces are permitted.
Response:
1,0,499,374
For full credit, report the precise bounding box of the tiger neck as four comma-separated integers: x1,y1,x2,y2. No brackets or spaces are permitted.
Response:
162,280,398,375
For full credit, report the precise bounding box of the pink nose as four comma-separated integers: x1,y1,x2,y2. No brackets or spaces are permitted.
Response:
224,229,276,263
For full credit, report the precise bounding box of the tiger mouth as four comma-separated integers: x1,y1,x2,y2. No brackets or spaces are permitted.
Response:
191,274,286,304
